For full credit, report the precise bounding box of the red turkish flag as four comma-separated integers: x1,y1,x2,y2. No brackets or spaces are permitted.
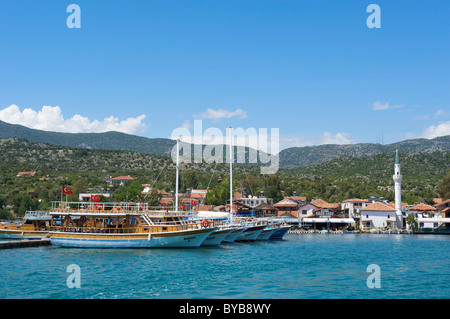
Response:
62,186,73,195
191,200,197,206
180,204,186,210
91,195,100,202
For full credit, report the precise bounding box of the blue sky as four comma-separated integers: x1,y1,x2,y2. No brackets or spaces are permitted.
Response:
0,0,448,150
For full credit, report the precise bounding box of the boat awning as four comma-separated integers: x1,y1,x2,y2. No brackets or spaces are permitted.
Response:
302,218,355,224
196,211,231,219
417,218,450,223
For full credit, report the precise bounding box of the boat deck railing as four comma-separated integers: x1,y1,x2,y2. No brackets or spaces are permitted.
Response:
24,211,52,220
49,221,211,234
50,201,197,218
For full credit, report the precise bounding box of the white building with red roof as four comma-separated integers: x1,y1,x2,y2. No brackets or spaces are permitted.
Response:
360,202,398,230
408,202,450,230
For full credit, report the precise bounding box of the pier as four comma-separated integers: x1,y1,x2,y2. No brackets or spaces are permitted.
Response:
0,239,51,249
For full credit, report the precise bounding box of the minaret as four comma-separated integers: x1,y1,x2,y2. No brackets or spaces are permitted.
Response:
393,150,403,228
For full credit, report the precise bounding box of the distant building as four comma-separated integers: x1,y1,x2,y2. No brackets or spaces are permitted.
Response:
301,208,355,230
434,199,450,218
274,198,300,217
189,189,210,205
110,176,134,185
360,202,398,230
16,171,37,177
297,203,319,219
254,203,278,217
283,194,307,206
340,199,369,219
239,193,272,208
79,193,113,202
311,199,339,210
407,203,450,230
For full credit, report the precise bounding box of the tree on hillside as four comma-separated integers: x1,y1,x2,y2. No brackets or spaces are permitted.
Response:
437,171,450,200
206,178,230,206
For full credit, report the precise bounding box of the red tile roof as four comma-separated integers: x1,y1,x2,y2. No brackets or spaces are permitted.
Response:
341,198,369,203
311,199,339,209
284,196,307,201
410,203,437,211
111,176,134,181
361,202,396,212
17,171,37,176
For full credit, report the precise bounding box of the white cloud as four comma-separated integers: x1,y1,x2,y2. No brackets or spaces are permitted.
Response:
193,108,247,121
320,132,352,145
420,121,450,139
279,135,314,149
372,101,406,111
181,120,192,130
435,109,447,117
0,104,147,135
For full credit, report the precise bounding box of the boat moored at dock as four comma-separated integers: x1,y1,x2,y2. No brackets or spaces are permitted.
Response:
269,225,292,240
201,227,234,247
235,224,266,242
257,226,279,241
0,211,52,239
47,201,218,248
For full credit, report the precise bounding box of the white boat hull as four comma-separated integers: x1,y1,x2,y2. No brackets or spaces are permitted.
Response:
269,225,292,239
257,228,278,241
201,228,234,247
0,229,49,240
49,227,218,248
222,227,246,243
236,225,266,242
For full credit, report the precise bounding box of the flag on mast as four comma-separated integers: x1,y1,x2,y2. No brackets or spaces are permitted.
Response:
62,186,73,195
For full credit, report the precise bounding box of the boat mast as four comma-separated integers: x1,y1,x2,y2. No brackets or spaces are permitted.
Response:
175,138,180,212
229,126,233,223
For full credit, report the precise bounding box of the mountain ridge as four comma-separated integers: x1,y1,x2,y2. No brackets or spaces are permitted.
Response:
1,120,449,169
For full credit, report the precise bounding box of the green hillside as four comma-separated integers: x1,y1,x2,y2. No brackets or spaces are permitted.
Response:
278,136,450,168
2,120,449,169
0,120,176,156
280,150,450,204
0,138,448,219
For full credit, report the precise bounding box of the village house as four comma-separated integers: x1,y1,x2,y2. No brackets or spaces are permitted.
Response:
273,198,300,217
109,175,134,185
16,171,37,177
79,192,113,202
360,202,398,230
300,207,355,230
189,189,210,206
434,199,450,218
311,199,339,210
404,202,450,231
340,199,369,219
253,202,278,217
283,192,307,206
297,202,319,219
238,191,273,208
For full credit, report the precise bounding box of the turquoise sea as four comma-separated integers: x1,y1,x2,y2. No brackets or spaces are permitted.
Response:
0,234,449,299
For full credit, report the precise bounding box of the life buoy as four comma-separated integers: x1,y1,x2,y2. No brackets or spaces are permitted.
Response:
114,206,123,213
88,205,95,211
201,219,211,228
225,204,237,212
